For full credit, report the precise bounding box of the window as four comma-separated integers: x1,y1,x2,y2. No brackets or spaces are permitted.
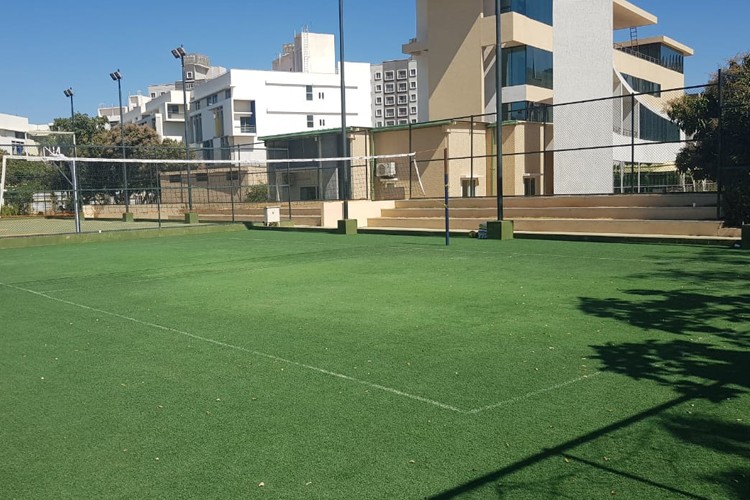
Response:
398,107,408,117
319,119,326,126
501,101,550,123
375,96,382,105
385,109,395,118
194,100,201,110
225,89,232,99
499,0,553,26
196,173,208,182
398,95,408,104
307,115,314,128
409,81,417,89
150,92,156,98
306,85,313,100
168,104,180,118
398,119,408,125
398,82,408,92
186,82,194,90
212,106,224,137
240,116,256,133
186,71,194,79
410,94,417,102
502,45,553,89
375,84,382,92
384,70,394,81
409,68,417,77
376,121,383,127
226,171,240,182
385,83,395,93
375,109,383,117
169,175,182,183
410,106,417,115
192,115,203,142
385,120,395,126
207,94,218,105
385,96,395,105
318,92,325,99
397,69,407,79
411,119,417,123
622,73,661,96
374,72,382,80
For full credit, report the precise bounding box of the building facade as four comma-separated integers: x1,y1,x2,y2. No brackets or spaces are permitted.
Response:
402,0,693,195
370,59,420,127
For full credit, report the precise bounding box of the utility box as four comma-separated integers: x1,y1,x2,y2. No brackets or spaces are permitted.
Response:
264,206,281,226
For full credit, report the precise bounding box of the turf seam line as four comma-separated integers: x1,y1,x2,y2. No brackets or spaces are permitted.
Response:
466,371,603,414
0,281,465,414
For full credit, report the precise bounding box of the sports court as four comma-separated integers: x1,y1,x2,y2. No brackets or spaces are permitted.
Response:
1,229,747,498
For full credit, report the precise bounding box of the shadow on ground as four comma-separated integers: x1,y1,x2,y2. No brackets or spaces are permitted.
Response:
429,247,749,499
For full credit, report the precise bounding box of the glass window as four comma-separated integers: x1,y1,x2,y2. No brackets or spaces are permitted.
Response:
385,83,395,93
384,71,394,81
306,85,313,101
502,45,553,89
398,82,408,92
225,89,231,99
500,0,552,26
374,72,382,80
397,70,407,79
409,68,417,77
622,73,661,96
306,115,314,128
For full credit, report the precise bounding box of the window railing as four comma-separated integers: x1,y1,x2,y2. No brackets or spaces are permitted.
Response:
614,45,684,73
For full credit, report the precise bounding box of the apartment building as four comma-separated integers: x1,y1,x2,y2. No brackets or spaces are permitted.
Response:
0,113,30,155
402,0,693,195
187,32,372,162
370,59,420,127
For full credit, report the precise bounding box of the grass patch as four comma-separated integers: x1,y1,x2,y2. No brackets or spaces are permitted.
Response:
1,232,748,498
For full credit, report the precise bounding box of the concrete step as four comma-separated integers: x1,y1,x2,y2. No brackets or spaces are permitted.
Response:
381,206,716,220
170,214,322,226
366,216,739,237
396,193,717,209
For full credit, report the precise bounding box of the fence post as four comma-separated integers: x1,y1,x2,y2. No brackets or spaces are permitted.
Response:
444,147,450,246
408,121,413,199
717,69,723,220
630,92,636,194
470,115,475,197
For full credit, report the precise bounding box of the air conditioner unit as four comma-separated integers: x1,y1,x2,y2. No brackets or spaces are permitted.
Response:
376,162,397,179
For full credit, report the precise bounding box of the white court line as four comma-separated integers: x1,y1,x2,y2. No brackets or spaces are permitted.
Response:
1,281,463,413
2,280,602,415
467,372,603,414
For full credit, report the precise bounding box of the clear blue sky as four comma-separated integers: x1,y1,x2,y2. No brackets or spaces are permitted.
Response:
0,0,746,125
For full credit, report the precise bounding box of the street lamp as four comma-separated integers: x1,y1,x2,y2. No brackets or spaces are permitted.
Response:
110,70,129,212
63,88,75,123
172,45,192,210
63,88,81,233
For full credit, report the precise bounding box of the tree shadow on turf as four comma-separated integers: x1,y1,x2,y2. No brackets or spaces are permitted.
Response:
428,248,749,499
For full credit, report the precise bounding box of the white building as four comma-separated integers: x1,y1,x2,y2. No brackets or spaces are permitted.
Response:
0,113,29,155
188,63,372,161
188,32,372,162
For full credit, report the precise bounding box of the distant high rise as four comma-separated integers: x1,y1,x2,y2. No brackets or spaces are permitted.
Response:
370,59,419,127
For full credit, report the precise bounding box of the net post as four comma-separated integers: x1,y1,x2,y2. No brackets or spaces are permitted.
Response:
444,147,450,246
0,155,7,217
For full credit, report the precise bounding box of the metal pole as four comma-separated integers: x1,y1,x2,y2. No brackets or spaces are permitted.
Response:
180,52,193,210
495,0,504,220
470,114,475,197
339,0,349,219
116,72,129,212
444,147,450,246
71,134,81,233
408,121,413,199
630,92,636,193
716,69,723,220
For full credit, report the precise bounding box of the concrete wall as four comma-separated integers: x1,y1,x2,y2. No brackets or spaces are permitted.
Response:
553,0,614,194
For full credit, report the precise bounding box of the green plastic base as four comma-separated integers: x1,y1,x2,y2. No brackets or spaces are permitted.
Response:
742,225,750,250
184,212,198,224
337,219,358,235
122,212,134,223
486,220,514,240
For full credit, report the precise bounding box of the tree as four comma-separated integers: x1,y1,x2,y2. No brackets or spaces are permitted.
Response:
0,150,69,215
78,123,189,204
667,52,750,226
50,113,109,153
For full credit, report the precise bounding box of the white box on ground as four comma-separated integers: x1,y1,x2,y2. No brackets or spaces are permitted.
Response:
264,206,281,225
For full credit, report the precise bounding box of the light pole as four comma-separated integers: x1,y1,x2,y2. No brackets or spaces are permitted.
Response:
338,0,349,220
110,70,129,212
495,0,504,221
171,45,193,210
63,88,81,233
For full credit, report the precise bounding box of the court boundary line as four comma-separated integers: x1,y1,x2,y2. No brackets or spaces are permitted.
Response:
1,281,602,415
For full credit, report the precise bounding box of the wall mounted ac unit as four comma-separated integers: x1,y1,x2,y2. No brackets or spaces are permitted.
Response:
376,162,397,178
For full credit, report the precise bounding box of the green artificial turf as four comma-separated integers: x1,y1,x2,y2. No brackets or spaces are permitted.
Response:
0,230,747,499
